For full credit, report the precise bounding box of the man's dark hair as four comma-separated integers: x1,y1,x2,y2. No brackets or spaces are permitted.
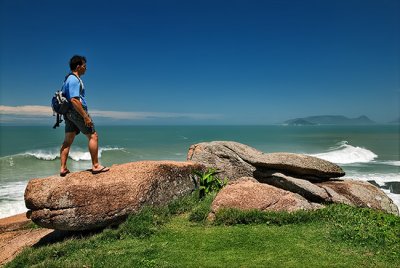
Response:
69,55,87,71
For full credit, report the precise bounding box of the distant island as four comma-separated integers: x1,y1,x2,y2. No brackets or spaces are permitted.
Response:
284,115,376,126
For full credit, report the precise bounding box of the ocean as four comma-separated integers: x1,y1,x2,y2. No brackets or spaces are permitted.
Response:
0,125,399,218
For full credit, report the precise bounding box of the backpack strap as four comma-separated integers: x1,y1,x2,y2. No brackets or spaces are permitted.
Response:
64,73,83,95
53,113,62,129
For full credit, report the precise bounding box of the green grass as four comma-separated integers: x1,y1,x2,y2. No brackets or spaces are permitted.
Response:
7,192,400,268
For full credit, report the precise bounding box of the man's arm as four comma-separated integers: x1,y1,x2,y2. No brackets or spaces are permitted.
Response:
71,98,93,127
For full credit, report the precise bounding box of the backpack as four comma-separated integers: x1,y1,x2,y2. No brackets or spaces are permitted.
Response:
51,73,82,129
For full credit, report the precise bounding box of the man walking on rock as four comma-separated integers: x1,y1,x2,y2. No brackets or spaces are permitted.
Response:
59,55,109,176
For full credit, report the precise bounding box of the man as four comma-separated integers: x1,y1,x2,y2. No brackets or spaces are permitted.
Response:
59,55,109,176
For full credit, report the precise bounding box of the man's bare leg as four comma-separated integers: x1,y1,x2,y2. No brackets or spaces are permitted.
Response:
60,132,76,174
86,132,109,172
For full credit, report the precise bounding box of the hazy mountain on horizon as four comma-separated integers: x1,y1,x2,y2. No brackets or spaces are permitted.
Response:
284,115,376,125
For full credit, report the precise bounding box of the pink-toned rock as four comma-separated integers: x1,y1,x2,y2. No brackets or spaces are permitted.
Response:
209,177,323,218
317,179,399,215
25,161,205,231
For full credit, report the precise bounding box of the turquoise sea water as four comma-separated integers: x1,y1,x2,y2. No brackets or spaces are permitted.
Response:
0,125,399,218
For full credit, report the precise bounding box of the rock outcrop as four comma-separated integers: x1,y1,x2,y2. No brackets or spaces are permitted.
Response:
188,141,399,215
187,141,345,181
24,141,398,232
25,161,205,231
209,177,323,218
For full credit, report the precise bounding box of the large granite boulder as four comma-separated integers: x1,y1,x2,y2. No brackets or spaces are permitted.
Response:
25,161,205,231
253,152,345,180
187,141,344,181
187,141,257,180
209,177,323,219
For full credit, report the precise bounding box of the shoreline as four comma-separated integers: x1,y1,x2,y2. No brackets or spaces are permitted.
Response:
1,125,399,218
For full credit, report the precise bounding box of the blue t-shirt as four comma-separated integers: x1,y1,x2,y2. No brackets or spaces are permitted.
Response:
62,75,87,109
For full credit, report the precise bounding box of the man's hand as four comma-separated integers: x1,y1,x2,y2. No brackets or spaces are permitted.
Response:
83,115,93,127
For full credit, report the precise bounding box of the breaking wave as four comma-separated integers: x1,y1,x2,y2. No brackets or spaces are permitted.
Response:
379,161,400,167
0,181,28,219
312,141,378,164
19,147,124,161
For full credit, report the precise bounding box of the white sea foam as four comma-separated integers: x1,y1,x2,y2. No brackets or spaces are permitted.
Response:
344,173,400,186
21,147,125,162
23,149,59,160
0,181,28,219
377,160,400,167
312,141,378,164
382,190,400,211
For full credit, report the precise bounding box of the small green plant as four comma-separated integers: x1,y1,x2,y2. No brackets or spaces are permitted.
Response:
25,221,42,230
193,169,228,199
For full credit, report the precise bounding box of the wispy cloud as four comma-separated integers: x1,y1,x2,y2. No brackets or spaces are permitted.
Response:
0,105,51,116
0,105,222,121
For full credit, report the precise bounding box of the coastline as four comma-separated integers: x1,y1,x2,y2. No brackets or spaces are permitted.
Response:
1,125,399,219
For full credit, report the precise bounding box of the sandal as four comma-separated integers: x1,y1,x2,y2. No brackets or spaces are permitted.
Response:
60,169,70,177
92,166,110,175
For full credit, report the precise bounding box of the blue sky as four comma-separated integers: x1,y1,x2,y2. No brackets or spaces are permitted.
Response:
0,0,399,124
